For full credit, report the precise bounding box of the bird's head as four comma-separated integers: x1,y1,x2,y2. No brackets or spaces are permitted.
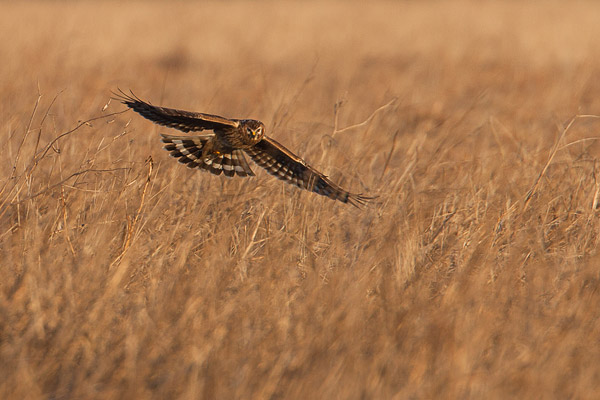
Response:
243,120,265,143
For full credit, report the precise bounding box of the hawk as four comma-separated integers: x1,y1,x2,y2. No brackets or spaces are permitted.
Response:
114,90,371,206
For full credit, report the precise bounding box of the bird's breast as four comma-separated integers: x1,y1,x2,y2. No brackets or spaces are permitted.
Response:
217,129,257,149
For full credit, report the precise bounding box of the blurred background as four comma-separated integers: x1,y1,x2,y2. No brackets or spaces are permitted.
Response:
2,1,600,399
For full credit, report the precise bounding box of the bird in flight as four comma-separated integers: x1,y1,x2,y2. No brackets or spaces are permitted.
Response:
114,90,371,206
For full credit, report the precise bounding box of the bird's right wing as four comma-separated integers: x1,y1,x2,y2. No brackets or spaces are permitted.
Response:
113,89,239,132
244,136,371,207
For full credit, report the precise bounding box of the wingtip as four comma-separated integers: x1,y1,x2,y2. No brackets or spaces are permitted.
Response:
110,87,131,104
346,193,377,208
110,88,146,106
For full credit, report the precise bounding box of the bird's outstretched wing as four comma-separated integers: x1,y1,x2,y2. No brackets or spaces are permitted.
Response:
244,137,371,207
113,89,239,132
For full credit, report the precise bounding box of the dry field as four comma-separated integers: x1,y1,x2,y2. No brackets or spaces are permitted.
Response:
2,1,600,398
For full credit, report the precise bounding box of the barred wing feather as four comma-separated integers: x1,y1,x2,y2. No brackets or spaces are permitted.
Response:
244,137,370,207
113,89,239,133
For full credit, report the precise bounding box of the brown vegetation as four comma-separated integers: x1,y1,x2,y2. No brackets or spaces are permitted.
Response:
2,1,600,398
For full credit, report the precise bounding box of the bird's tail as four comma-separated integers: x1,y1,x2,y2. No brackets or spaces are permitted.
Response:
161,134,255,177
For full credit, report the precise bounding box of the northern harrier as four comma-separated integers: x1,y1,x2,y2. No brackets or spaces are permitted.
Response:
114,90,371,206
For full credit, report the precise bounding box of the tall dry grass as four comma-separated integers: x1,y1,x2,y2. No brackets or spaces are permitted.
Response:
2,1,600,398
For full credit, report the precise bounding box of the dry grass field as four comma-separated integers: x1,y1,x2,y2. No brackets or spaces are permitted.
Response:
2,1,600,398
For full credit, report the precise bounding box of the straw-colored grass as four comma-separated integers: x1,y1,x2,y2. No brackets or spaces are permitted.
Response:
2,1,600,398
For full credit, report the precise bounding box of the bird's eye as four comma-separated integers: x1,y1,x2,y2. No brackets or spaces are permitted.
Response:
256,127,262,135
246,127,253,135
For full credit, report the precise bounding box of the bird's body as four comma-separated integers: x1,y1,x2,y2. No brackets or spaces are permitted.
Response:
217,119,265,149
114,90,371,206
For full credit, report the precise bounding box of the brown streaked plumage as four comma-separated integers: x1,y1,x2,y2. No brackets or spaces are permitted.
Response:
113,89,372,207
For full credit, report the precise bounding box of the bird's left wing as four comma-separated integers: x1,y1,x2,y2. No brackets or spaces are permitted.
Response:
244,136,371,207
113,89,239,132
